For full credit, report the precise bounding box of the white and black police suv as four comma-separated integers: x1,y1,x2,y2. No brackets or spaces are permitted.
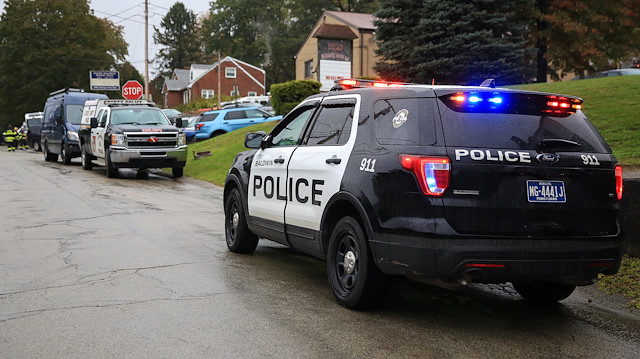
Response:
223,78,624,309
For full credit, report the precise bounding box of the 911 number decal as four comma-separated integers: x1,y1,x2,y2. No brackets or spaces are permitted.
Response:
581,154,600,166
360,158,376,173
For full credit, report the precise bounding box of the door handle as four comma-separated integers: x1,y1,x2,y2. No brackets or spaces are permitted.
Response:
326,156,341,165
274,157,285,164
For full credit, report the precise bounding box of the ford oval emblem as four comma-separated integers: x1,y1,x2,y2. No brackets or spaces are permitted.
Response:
536,153,559,164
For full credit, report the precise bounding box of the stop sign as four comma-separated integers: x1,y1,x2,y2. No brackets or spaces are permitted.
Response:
122,80,144,100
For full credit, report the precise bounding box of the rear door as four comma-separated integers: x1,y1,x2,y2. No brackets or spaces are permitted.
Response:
436,90,619,237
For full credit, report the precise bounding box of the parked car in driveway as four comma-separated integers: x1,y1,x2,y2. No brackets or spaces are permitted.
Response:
178,116,199,143
195,107,282,140
595,68,640,78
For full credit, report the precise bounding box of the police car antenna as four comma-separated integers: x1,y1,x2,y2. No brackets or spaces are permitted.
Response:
479,79,496,88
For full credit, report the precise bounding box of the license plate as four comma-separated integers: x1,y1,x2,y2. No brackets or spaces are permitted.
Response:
527,180,566,203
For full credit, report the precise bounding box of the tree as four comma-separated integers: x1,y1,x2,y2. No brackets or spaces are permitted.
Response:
0,0,127,129
531,0,640,82
202,0,338,88
153,2,204,77
374,0,533,86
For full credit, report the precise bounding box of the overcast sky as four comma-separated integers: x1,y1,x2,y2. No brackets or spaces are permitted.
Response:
91,0,211,79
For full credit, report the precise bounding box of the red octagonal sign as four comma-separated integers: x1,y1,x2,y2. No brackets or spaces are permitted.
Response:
122,80,143,100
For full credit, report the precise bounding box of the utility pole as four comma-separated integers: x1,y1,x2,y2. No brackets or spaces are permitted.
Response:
144,0,150,101
217,50,221,110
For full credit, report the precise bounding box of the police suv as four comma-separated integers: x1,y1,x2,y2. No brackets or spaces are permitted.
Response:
79,99,187,178
223,79,623,309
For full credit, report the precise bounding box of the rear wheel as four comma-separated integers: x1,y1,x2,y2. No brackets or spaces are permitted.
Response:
106,148,118,178
327,216,385,309
513,282,576,303
224,188,258,253
81,143,93,170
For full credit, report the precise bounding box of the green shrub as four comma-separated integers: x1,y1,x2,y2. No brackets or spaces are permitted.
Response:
270,80,321,115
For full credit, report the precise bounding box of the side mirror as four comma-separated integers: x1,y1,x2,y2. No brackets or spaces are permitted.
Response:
174,118,183,128
244,131,267,149
55,113,64,125
90,117,98,129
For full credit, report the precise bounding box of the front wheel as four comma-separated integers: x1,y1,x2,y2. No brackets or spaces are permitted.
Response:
106,148,118,178
32,140,41,152
61,142,71,165
513,282,576,303
81,143,93,170
172,166,184,178
327,216,385,309
224,188,258,253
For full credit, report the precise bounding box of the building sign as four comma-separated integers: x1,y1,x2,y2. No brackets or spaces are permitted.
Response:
89,71,120,91
318,39,352,62
318,39,352,91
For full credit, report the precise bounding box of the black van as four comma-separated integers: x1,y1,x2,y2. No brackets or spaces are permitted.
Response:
41,88,108,164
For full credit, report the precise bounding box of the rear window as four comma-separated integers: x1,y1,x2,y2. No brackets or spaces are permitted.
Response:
436,92,609,153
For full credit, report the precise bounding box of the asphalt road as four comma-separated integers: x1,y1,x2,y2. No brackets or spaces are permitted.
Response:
1,149,640,358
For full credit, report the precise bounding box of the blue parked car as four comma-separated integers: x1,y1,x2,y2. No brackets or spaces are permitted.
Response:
195,107,282,140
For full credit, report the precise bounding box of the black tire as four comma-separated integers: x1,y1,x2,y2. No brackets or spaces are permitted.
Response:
327,216,385,309
106,148,118,178
172,166,184,178
61,142,71,165
513,282,576,303
33,140,41,152
44,142,58,162
210,131,226,139
225,187,258,253
81,143,93,170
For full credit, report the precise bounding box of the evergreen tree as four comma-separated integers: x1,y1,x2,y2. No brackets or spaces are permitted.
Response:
374,0,533,85
0,0,127,129
153,2,204,77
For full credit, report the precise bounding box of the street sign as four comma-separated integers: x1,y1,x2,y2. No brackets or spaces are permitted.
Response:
90,71,120,91
122,80,144,100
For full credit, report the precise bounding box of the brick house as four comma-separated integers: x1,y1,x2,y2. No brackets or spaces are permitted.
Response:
295,11,378,91
162,56,266,108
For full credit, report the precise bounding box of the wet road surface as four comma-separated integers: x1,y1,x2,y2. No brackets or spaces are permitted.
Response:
1,150,639,358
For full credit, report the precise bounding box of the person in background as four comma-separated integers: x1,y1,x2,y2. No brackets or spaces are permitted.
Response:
17,126,28,150
3,125,17,151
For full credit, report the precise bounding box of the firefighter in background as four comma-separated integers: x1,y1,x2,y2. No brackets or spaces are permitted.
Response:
3,125,17,151
16,126,27,150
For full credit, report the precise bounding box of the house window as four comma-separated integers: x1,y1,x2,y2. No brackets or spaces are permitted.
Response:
225,67,236,78
248,91,257,97
230,86,239,97
305,60,313,78
201,89,214,99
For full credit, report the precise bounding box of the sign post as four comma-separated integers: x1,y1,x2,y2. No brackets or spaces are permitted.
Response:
122,80,144,100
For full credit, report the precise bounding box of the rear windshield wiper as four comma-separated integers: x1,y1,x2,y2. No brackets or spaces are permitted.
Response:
537,138,581,151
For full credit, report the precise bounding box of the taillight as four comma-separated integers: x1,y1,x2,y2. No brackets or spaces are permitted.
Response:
196,123,205,131
615,164,623,200
399,155,450,196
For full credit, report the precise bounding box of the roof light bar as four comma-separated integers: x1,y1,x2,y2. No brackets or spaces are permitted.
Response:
334,78,413,90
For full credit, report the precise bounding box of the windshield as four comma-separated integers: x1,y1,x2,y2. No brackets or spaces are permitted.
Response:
66,105,85,125
111,108,171,126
